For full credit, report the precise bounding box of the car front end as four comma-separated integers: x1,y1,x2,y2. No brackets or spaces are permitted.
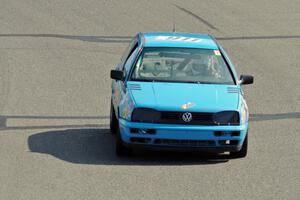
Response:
118,82,249,153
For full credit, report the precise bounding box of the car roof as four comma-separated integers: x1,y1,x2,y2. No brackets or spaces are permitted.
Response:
142,32,218,49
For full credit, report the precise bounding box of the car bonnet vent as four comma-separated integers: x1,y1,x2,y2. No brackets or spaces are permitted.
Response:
227,87,239,93
128,84,141,90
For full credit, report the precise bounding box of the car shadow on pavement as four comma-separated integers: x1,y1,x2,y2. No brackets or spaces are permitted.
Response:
28,128,231,165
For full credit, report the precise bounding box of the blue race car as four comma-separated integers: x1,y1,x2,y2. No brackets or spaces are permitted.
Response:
110,32,253,158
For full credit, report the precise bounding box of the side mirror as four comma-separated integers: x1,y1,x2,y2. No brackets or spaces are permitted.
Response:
239,75,254,85
110,70,124,81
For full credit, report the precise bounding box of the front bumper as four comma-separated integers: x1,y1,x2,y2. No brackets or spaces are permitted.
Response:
119,119,248,152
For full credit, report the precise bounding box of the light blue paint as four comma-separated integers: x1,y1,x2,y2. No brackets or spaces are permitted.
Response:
129,81,240,112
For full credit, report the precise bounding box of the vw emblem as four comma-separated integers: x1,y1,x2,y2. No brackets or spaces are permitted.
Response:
182,112,192,122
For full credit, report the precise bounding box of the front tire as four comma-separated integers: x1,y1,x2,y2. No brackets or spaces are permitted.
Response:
230,133,248,158
116,128,132,157
110,101,118,135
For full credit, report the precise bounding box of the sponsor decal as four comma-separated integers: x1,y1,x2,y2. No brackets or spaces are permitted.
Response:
214,50,221,56
181,102,195,110
156,36,203,43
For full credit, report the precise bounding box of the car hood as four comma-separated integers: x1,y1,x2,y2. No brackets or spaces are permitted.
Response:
128,81,240,112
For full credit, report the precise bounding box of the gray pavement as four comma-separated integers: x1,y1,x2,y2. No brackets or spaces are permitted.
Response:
0,0,299,199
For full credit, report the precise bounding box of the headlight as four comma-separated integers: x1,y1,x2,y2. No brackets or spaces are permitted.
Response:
131,108,161,123
241,99,249,124
213,111,240,125
119,93,135,120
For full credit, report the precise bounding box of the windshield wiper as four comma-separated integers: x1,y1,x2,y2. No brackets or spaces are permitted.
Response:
132,79,228,85
196,81,216,84
182,81,212,84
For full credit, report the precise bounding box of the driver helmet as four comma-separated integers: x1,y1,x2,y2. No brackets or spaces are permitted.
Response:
191,56,210,75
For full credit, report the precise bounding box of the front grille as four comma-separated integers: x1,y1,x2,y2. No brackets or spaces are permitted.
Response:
131,108,240,126
154,139,215,147
159,111,215,125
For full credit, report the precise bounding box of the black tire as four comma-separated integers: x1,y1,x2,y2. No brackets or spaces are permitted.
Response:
116,128,132,157
230,133,248,158
110,101,118,135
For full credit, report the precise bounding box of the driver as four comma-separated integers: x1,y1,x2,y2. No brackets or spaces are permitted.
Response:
186,58,211,77
152,62,161,76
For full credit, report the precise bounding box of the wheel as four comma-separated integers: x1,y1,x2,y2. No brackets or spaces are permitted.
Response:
230,133,248,158
110,101,118,135
116,127,132,157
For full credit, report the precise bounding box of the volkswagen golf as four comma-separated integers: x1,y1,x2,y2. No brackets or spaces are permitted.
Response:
110,32,253,158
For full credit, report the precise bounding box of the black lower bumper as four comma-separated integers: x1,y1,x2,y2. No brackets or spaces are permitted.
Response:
124,143,242,153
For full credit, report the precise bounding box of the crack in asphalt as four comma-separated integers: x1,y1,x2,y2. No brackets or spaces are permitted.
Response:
217,35,300,40
0,34,132,43
0,34,299,44
173,4,219,31
0,113,299,131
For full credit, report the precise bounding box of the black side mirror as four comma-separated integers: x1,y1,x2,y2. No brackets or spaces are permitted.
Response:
239,75,254,85
110,70,124,81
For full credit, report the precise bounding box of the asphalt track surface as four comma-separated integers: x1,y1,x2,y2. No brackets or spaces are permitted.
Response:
0,1,299,199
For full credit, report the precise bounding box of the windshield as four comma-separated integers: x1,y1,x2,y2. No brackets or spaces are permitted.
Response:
130,47,235,84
